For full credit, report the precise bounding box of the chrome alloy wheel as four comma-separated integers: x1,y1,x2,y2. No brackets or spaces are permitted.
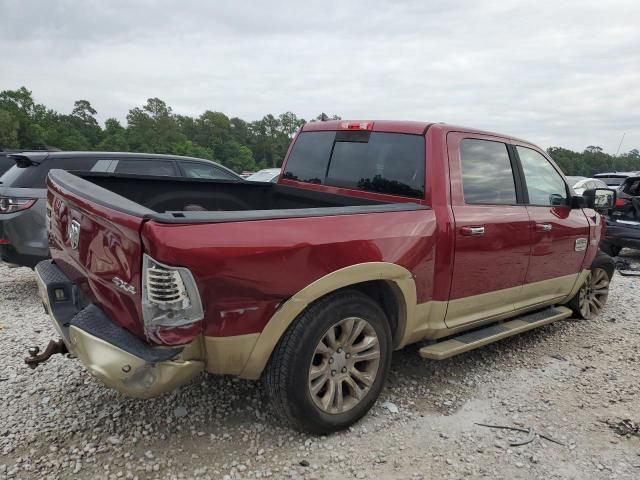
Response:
308,317,381,414
578,268,610,319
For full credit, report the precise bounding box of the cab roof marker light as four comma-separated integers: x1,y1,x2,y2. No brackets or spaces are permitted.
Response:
339,121,374,131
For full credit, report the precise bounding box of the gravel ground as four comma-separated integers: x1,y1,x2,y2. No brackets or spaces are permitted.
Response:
1,252,639,480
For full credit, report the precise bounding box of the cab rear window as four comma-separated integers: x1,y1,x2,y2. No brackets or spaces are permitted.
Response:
283,131,425,198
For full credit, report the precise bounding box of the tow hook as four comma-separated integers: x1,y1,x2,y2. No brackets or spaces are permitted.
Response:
24,339,68,369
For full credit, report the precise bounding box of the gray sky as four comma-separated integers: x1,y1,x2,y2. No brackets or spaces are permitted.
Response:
1,0,639,153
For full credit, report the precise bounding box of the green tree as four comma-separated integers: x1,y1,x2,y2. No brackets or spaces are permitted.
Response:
0,109,19,148
97,118,129,151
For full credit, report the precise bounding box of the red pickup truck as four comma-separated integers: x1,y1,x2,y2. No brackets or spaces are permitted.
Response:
32,120,615,433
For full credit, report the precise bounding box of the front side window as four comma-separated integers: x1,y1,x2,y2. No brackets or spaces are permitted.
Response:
283,131,425,198
517,146,568,206
115,159,177,177
180,162,236,180
460,139,517,204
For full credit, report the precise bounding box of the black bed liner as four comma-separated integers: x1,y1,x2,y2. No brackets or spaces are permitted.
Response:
48,170,429,224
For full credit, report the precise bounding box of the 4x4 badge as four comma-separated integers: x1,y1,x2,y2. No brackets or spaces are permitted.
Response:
112,277,136,295
68,220,80,250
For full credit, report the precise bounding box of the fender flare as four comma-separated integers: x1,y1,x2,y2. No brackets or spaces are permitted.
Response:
239,262,417,379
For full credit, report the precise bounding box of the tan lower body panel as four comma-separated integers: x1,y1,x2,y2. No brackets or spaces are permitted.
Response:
407,271,587,344
203,333,259,375
419,306,572,360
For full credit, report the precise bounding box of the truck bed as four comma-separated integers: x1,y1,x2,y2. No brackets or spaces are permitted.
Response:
51,170,425,223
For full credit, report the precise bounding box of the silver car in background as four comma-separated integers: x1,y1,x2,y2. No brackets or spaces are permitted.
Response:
0,152,241,268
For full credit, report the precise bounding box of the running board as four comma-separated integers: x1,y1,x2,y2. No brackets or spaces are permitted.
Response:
419,306,572,360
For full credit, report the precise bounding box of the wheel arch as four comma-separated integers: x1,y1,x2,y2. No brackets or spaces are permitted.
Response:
239,262,417,379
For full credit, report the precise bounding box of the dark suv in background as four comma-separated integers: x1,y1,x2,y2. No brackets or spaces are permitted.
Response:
601,173,640,256
0,152,242,268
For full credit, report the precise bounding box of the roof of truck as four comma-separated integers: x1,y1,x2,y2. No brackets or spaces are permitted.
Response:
301,120,532,144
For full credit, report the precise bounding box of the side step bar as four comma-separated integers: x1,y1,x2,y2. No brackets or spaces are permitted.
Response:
419,306,572,360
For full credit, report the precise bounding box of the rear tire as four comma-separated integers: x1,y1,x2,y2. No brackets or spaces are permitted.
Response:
568,252,615,319
262,290,392,434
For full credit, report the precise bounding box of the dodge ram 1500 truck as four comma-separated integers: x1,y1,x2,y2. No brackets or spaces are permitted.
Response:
31,120,616,433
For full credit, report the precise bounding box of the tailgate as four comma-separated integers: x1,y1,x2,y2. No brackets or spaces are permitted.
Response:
47,170,150,338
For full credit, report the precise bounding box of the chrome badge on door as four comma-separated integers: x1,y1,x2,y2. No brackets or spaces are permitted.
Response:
68,220,80,250
575,238,588,251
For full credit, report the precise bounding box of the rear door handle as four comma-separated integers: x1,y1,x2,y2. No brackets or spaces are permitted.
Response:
535,223,553,232
460,226,485,236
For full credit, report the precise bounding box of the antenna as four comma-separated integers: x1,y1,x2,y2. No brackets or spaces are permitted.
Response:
615,132,626,155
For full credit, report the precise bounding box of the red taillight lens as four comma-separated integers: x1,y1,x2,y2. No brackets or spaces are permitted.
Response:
339,121,374,130
0,196,36,214
615,198,628,207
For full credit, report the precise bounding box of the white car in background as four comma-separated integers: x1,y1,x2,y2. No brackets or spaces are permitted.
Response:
566,176,608,195
246,168,281,183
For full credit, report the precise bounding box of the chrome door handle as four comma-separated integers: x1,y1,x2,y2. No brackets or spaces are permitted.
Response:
460,225,485,236
536,223,553,232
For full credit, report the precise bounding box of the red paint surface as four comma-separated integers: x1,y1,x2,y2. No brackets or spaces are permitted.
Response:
47,121,603,346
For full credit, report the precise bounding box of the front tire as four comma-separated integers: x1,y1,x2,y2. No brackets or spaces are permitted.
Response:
262,290,392,434
568,252,615,319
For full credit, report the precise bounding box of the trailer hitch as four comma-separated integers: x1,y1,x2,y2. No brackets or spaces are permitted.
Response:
24,339,68,369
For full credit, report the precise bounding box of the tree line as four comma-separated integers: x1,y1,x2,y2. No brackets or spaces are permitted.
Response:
0,86,637,175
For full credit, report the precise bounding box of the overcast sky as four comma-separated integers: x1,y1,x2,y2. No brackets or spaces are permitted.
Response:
1,0,639,152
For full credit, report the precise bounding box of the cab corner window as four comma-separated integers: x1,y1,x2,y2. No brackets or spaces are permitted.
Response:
516,146,568,206
460,139,517,205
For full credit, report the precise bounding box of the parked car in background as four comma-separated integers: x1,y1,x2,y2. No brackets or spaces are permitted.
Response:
246,168,281,183
33,120,614,433
566,176,608,195
0,152,242,268
600,174,640,256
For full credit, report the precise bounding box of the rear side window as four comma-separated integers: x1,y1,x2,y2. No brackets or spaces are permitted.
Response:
460,139,517,204
179,162,237,180
115,159,177,176
517,146,568,206
0,157,98,188
283,131,425,198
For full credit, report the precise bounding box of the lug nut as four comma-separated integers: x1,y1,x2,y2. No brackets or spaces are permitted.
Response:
331,370,336,376
122,365,131,373
341,367,347,373
337,347,342,353
345,353,351,359
329,358,334,364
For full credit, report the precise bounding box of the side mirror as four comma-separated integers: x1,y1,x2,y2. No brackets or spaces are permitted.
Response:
582,188,616,210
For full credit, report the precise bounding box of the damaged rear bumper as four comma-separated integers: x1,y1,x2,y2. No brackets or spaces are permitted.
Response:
34,260,204,398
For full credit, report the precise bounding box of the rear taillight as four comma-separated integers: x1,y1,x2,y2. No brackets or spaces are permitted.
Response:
141,254,204,345
0,196,36,214
615,198,628,207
